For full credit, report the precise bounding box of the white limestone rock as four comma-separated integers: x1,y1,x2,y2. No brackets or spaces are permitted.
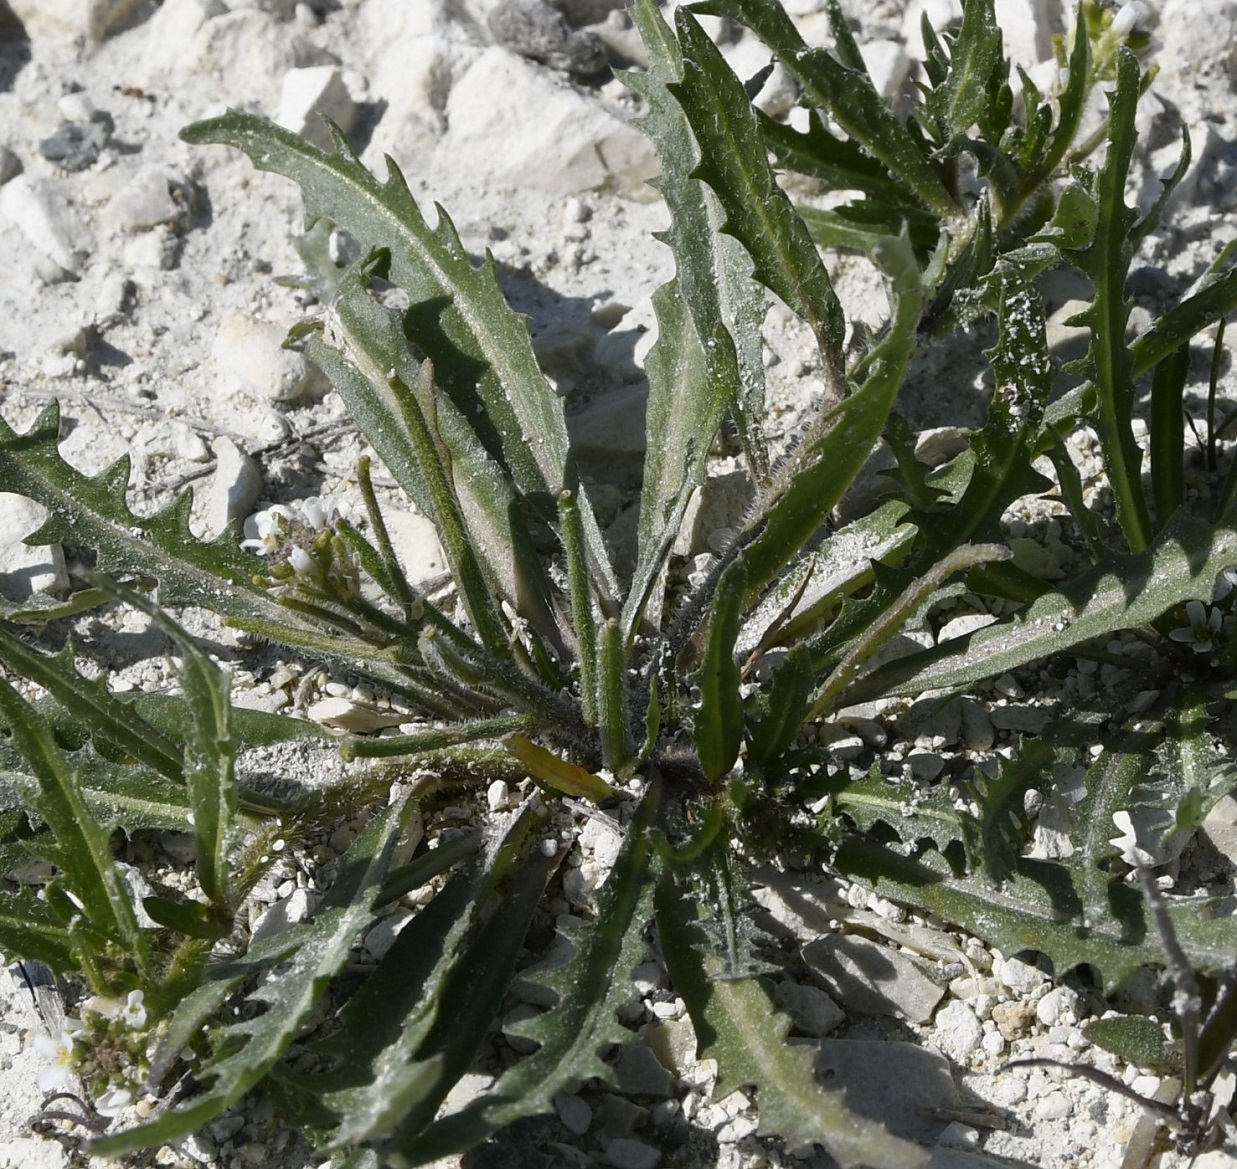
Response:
276,66,359,151
211,313,328,404
438,47,657,196
0,494,69,602
5,0,146,42
0,173,90,277
203,436,262,540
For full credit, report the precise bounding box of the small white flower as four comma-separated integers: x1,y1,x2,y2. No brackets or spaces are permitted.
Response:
1169,599,1222,653
240,505,294,556
121,990,147,1030
34,1025,78,1092
93,1085,134,1118
1110,2,1146,38
299,496,336,531
288,546,314,576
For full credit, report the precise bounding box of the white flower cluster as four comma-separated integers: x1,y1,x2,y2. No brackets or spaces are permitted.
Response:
33,989,151,1118
242,496,341,574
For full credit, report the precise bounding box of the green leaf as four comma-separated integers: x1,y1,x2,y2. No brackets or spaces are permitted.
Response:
734,239,923,604
398,783,662,1165
93,791,415,1155
0,887,74,971
670,8,845,376
849,509,1237,701
181,112,617,604
924,0,1003,153
696,561,746,783
0,405,416,695
1085,1016,1177,1073
836,837,1237,992
0,675,150,979
308,807,557,1148
0,626,182,780
656,869,926,1169
104,581,238,908
1066,48,1152,552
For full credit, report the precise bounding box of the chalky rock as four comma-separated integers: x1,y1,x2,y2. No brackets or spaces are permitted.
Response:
773,980,845,1038
438,47,657,196
802,933,945,1023
993,0,1054,68
488,0,609,79
249,888,315,947
306,697,405,734
0,173,90,277
0,146,21,186
5,0,145,42
187,9,332,106
933,999,984,1060
104,165,189,233
565,382,648,482
204,436,262,540
672,470,754,557
902,0,962,59
383,508,448,586
0,494,69,602
140,0,227,60
211,313,327,404
276,66,358,151
809,1040,963,1144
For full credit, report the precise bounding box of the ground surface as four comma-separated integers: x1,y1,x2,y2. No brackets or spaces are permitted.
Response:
2,1,1237,1168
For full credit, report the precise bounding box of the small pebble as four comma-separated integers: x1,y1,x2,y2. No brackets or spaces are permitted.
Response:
554,1092,592,1135
605,1137,661,1169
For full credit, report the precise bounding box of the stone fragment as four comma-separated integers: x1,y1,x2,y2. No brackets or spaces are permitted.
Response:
1203,794,1237,866
859,39,909,98
0,145,22,186
211,314,327,404
307,697,405,734
39,115,112,172
604,1138,660,1169
204,436,262,540
802,934,945,1023
1157,0,1237,84
1035,985,1079,1028
992,953,1047,994
639,1016,696,1078
988,703,1051,733
5,0,145,41
383,508,448,586
249,888,314,946
672,471,755,557
362,908,414,960
104,165,189,232
276,66,358,151
566,383,648,482
933,1000,984,1060
902,0,962,60
187,10,331,106
613,1044,675,1097
554,1092,592,1135
993,0,1054,67
773,980,845,1038
438,48,657,196
488,0,609,78
0,173,90,276
808,1039,962,1143
958,696,995,751
0,494,69,601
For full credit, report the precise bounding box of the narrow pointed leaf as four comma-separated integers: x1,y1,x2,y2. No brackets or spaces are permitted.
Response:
93,792,415,1156
656,871,926,1168
181,112,617,602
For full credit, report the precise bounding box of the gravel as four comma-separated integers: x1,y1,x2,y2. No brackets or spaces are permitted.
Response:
1,2,1236,1169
